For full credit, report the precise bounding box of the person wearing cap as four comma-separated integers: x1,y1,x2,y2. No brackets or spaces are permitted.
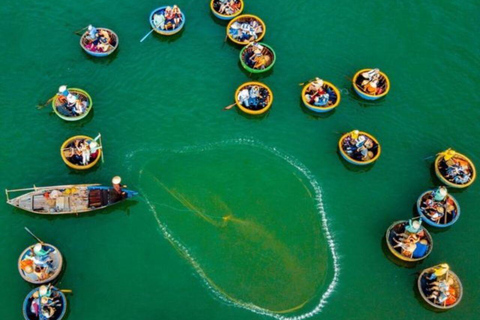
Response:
86,25,98,41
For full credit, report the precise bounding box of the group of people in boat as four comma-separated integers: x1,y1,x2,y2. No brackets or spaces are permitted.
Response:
304,78,337,107
355,68,386,96
229,19,263,42
153,5,183,31
29,285,62,319
56,85,89,117
237,85,270,110
422,264,458,307
391,219,430,259
20,244,55,282
341,130,378,162
438,150,473,185
213,0,242,16
64,137,101,166
419,187,457,224
242,42,272,70
83,25,115,53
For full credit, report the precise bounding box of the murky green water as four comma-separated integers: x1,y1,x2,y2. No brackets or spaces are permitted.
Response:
0,0,479,319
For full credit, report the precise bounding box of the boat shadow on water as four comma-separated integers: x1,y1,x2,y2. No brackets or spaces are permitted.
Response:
10,199,139,220
210,11,229,27
233,105,270,120
347,86,387,108
152,28,185,43
412,279,450,313
48,109,95,128
336,151,375,173
380,235,425,269
298,98,336,119
82,48,120,65
237,61,274,80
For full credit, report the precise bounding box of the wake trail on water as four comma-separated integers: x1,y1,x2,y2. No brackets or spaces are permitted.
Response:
131,138,340,319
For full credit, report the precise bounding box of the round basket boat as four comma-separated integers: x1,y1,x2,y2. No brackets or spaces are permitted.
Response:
80,27,118,57
239,42,276,74
60,135,102,170
149,6,185,36
352,68,390,100
210,0,243,20
234,81,273,115
23,286,67,320
338,131,381,165
18,243,63,285
385,220,433,262
418,266,462,309
417,190,460,228
52,88,92,121
435,149,476,188
302,80,341,113
226,14,266,45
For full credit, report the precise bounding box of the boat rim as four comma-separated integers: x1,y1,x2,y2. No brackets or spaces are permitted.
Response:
338,130,381,165
234,81,273,115
353,68,391,98
226,14,266,45
301,80,341,112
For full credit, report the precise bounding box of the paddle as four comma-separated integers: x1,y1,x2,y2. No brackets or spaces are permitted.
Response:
24,227,44,244
60,290,73,294
98,133,105,164
36,94,57,109
140,29,154,42
223,103,236,110
74,26,88,36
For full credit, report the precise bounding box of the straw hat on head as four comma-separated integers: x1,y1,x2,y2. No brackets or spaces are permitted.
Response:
89,141,99,153
24,265,33,274
351,130,360,140
58,85,67,93
39,285,49,296
443,149,456,161
112,176,122,184
88,25,93,31
34,243,43,255
314,77,324,87
41,296,50,304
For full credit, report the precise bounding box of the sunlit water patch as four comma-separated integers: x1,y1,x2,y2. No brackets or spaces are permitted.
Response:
135,139,339,318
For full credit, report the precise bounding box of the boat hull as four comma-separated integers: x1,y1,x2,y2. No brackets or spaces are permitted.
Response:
416,191,460,228
385,220,433,262
52,88,92,121
149,6,185,36
210,0,243,20
338,131,381,165
301,80,341,113
234,81,273,115
434,150,476,188
60,135,102,170
80,28,119,57
352,69,390,100
18,244,63,284
239,42,276,74
6,184,138,215
23,287,67,320
417,268,462,309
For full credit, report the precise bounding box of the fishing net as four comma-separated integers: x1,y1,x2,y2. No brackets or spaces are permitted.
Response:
139,142,335,316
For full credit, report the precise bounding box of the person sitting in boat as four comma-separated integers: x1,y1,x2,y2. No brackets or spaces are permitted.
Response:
153,11,166,30
164,6,176,30
96,29,111,52
421,187,457,223
57,85,69,103
25,243,54,270
86,25,99,41
392,219,429,258
425,277,457,306
172,5,183,26
342,130,378,161
359,68,383,95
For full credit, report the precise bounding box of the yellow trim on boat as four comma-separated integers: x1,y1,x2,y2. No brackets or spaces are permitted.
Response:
234,81,273,115
301,80,341,112
226,14,266,45
338,131,381,165
60,135,102,170
353,68,390,98
210,0,243,19
434,149,476,188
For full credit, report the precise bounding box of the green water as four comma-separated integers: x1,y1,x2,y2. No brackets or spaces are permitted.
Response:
1,0,479,319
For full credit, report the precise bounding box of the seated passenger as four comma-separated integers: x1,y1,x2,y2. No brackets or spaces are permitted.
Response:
86,25,98,41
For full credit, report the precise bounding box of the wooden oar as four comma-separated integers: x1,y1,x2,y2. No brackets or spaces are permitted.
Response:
223,103,236,110
24,227,44,244
60,290,73,294
98,133,105,164
140,29,154,42
74,26,88,36
37,94,57,109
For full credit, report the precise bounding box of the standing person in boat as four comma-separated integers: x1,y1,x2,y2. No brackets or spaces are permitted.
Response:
86,25,99,42
112,176,127,200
